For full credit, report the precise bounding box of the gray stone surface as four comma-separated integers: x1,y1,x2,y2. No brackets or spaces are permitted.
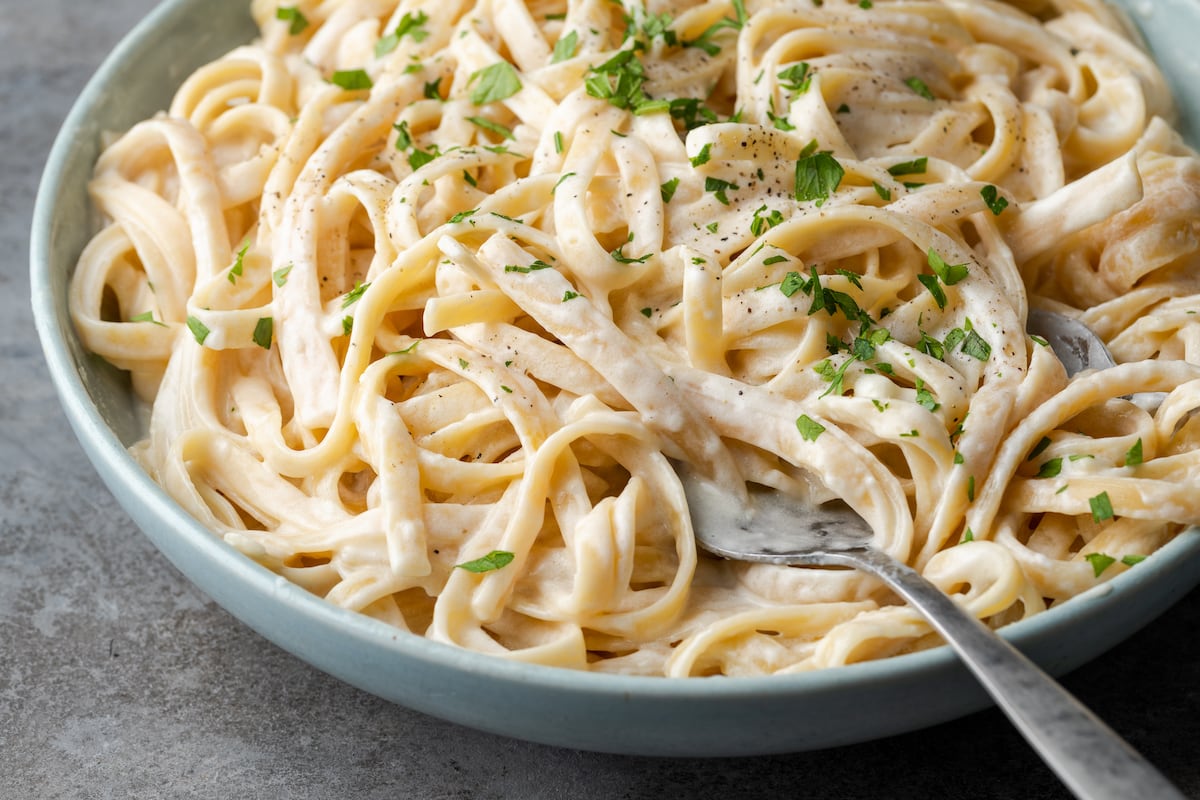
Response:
3,1,1199,798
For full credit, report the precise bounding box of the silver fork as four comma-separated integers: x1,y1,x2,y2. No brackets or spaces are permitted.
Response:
678,310,1184,800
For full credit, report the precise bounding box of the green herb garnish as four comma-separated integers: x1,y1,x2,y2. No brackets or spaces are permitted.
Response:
469,62,522,105
253,317,273,349
330,69,373,90
455,550,516,572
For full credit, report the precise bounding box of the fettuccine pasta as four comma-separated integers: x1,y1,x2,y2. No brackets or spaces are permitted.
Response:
71,0,1200,676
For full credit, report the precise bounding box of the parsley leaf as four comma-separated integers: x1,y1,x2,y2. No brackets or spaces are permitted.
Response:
186,315,210,345
887,157,927,176
794,151,844,205
981,184,1009,216
376,10,430,57
750,205,784,236
660,177,680,203
777,63,813,93
961,329,991,361
780,271,805,297
690,143,712,167
584,49,647,110
466,116,515,140
796,414,825,442
253,317,273,349
1085,552,1116,577
917,273,946,309
1036,457,1063,478
272,264,292,287
330,69,373,90
393,120,413,150
551,30,579,63
610,244,651,264
904,76,935,100
130,311,165,327
704,176,738,205
469,62,522,105
275,6,309,35
1125,438,1144,466
227,240,250,284
504,260,553,273
342,280,370,308
455,550,516,572
927,248,969,285
1089,491,1114,523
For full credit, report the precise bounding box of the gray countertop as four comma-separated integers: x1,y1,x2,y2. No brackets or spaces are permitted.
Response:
4,1,1200,798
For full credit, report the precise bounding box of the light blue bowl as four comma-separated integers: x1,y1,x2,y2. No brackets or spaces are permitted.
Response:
30,0,1200,756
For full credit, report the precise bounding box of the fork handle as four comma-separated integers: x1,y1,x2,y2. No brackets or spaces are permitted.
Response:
843,547,1186,800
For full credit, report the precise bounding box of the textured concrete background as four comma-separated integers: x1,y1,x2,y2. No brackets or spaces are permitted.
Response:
4,1,1200,798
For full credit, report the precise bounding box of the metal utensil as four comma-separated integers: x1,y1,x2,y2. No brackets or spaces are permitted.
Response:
679,310,1184,800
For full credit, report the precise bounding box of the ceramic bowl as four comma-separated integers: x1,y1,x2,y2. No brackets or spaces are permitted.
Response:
31,0,1200,756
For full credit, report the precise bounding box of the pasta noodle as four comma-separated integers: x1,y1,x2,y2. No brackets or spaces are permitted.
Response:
70,0,1200,677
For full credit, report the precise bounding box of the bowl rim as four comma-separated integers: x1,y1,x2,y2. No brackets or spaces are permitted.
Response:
29,0,1200,716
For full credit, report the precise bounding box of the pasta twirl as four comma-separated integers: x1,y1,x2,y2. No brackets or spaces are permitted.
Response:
71,0,1200,677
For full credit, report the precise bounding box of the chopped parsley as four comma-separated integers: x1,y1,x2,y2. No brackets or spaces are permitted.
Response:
375,10,430,57
330,69,373,91
227,240,250,284
504,260,553,273
750,205,784,236
610,243,652,264
777,62,813,93
584,49,648,111
904,76,935,100
917,274,946,309
1036,457,1063,478
272,264,292,287
887,157,927,176
342,280,370,308
130,311,165,327
794,150,844,205
796,414,826,442
928,248,969,285
186,315,210,345
690,143,712,167
660,177,680,203
467,116,515,140
469,62,522,105
704,176,738,205
275,6,309,35
1125,438,1144,466
915,381,940,412
682,0,744,56
780,271,805,297
253,317,273,349
393,120,413,150
1028,436,1052,461
1085,552,1116,577
455,550,516,573
562,290,581,302
981,184,1009,216
551,30,579,63
961,330,991,361
1089,491,1114,523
